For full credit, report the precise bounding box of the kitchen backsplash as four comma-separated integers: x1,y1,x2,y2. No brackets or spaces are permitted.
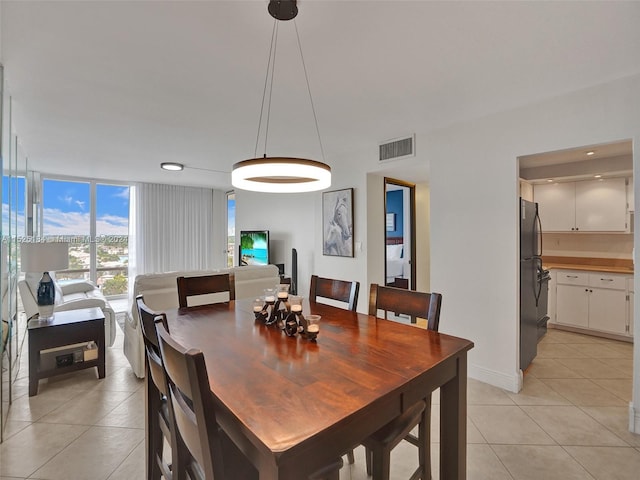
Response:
542,233,633,259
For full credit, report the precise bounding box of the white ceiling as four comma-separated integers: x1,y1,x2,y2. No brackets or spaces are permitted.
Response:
2,1,640,190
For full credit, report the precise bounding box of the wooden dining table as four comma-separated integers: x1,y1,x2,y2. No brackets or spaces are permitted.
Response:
164,299,474,480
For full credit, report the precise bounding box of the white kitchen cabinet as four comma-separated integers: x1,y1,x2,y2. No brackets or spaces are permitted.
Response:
627,177,634,212
575,178,627,231
553,269,632,337
534,182,575,231
628,277,634,337
556,284,589,328
534,178,627,232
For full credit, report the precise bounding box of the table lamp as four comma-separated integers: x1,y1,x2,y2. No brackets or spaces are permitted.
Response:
20,242,69,319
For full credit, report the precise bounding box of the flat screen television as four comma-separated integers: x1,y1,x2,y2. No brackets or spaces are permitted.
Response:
239,230,269,266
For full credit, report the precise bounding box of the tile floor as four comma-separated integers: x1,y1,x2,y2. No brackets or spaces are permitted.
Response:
0,326,638,479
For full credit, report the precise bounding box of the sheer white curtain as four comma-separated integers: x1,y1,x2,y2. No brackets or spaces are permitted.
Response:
128,183,217,292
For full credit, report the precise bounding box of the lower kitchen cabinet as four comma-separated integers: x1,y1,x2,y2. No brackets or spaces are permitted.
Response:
552,269,632,338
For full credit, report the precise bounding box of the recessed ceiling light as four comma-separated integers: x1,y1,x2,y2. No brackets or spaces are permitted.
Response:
594,174,602,178
586,151,595,156
547,179,554,182
160,162,184,171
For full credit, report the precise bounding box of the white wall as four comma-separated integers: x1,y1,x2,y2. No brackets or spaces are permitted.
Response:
235,73,640,432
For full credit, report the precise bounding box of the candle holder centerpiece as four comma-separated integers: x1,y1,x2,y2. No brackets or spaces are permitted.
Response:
283,295,305,336
272,284,290,328
253,297,268,321
262,287,278,325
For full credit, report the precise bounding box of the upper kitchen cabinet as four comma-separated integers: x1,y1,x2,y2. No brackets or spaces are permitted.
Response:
534,177,627,232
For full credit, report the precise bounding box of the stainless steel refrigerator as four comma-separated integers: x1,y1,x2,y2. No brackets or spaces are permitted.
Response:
520,198,548,371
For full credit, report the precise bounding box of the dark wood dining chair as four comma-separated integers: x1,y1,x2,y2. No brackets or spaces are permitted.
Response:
309,274,360,465
156,322,344,480
176,273,235,308
363,284,442,480
136,295,176,480
309,275,360,311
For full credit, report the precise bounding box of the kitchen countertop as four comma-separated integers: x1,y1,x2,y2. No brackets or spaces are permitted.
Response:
542,256,634,274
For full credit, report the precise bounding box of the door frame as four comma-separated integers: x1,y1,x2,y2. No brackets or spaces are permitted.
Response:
384,177,417,290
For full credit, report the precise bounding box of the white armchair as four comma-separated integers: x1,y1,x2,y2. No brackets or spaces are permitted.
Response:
18,272,116,347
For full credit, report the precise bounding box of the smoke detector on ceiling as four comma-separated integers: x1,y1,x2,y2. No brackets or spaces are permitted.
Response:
379,134,415,162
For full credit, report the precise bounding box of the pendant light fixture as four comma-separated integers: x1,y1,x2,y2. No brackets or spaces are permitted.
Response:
231,0,331,193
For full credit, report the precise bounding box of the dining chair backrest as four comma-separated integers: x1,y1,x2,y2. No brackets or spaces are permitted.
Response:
309,275,360,311
156,321,226,480
368,284,442,331
177,273,235,308
136,295,170,395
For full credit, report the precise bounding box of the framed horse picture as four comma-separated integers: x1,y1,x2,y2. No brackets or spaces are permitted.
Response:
323,188,354,257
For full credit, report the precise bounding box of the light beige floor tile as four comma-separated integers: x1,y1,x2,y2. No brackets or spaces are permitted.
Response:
105,440,145,480
95,388,144,429
31,426,144,480
93,366,144,393
467,444,513,480
468,378,515,405
38,389,136,425
492,445,594,480
580,407,640,447
541,379,627,407
536,342,589,359
0,423,89,478
0,419,31,440
555,358,630,379
6,387,79,422
565,343,630,359
564,446,640,480
527,358,583,379
543,330,604,344
467,406,554,445
507,377,571,405
590,379,633,402
598,357,634,376
521,406,627,446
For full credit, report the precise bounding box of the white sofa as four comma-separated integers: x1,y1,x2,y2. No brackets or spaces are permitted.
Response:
18,272,117,347
123,264,280,378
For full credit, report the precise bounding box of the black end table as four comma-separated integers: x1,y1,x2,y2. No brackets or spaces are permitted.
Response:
28,307,106,396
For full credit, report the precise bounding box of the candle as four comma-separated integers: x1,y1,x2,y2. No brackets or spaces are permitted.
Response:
265,295,275,303
291,304,302,312
277,292,288,299
253,305,263,312
307,324,319,333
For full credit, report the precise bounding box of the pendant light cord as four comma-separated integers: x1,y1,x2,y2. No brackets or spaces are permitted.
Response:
294,19,325,162
253,17,325,161
254,19,278,158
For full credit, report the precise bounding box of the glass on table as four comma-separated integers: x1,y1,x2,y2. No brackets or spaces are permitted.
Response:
263,287,277,304
289,295,303,314
305,314,321,340
276,283,290,300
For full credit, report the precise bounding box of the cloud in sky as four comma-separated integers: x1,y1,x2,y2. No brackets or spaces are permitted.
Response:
43,208,128,236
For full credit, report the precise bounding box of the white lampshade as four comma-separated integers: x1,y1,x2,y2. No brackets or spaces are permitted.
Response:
20,243,69,272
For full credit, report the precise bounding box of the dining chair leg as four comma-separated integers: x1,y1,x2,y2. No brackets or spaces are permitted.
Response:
370,443,392,480
146,382,163,480
418,402,430,480
365,446,372,476
347,449,355,464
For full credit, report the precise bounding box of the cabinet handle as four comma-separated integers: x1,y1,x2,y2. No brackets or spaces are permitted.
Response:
567,275,578,278
600,278,614,282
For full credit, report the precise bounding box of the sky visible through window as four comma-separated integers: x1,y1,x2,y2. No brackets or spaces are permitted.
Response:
42,180,129,236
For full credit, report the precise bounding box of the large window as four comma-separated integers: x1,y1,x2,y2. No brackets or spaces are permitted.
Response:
227,192,235,267
41,178,129,297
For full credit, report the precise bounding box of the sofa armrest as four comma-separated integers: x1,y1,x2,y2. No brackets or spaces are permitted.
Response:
54,298,106,312
61,281,97,295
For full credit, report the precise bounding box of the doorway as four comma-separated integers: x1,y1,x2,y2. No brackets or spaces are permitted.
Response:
384,178,416,290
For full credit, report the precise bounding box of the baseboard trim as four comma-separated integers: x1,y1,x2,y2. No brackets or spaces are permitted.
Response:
630,402,640,433
468,363,522,393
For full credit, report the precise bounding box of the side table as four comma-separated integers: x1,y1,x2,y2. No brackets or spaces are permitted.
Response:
28,307,106,396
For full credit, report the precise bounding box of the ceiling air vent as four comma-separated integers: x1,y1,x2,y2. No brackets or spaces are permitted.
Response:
379,135,415,162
